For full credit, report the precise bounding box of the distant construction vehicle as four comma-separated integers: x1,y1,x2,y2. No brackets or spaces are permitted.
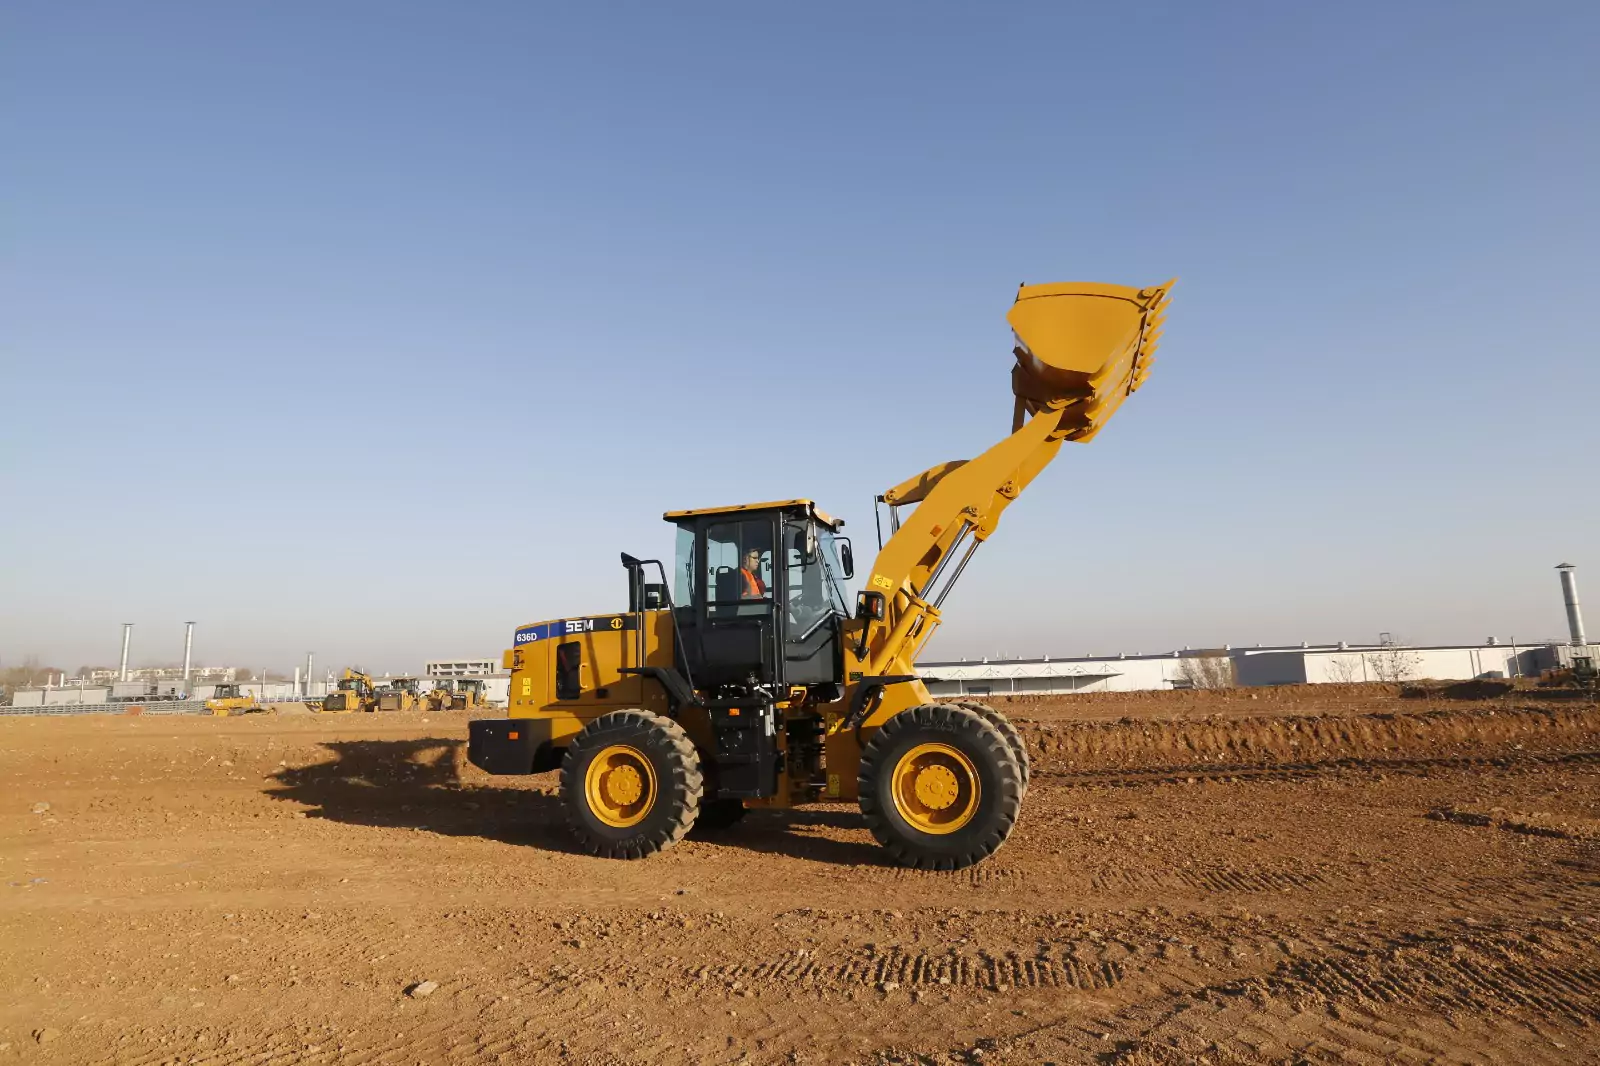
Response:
468,279,1172,869
376,677,423,713
323,669,376,713
204,683,258,716
427,678,485,711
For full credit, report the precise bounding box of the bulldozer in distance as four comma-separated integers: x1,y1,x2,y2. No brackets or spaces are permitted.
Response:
469,279,1173,868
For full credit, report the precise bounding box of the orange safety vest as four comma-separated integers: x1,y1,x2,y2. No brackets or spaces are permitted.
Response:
740,568,766,597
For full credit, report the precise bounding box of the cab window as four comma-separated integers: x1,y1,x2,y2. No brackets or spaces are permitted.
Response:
706,519,772,618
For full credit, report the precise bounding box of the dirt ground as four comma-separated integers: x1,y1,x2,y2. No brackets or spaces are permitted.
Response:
3,684,1597,1065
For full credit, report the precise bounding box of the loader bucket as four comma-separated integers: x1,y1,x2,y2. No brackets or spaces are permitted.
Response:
1006,279,1174,442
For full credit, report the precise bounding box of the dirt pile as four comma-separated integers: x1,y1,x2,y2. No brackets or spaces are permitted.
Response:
1022,702,1600,776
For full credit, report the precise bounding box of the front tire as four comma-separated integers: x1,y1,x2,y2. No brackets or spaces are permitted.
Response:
859,704,1023,870
951,701,1030,794
560,710,702,859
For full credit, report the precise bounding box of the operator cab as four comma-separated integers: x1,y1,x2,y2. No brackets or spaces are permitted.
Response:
660,500,854,695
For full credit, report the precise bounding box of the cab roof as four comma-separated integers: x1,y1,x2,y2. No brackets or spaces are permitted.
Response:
663,499,845,530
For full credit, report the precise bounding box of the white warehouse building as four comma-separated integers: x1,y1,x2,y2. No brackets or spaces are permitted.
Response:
919,640,1584,697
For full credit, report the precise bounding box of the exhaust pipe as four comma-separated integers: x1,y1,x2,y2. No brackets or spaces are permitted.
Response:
1557,563,1587,646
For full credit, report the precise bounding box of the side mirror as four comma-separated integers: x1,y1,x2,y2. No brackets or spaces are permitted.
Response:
856,590,885,621
838,538,855,579
791,528,816,563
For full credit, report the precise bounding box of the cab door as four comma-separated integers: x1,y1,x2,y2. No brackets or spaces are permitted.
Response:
781,518,843,686
675,515,779,689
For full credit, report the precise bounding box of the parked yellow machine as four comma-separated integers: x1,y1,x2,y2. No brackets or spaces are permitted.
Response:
323,669,376,713
204,683,258,716
450,679,486,710
427,679,486,711
469,279,1173,868
376,677,423,713
428,675,483,710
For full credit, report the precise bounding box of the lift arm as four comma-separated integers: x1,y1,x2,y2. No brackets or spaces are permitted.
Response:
851,279,1175,687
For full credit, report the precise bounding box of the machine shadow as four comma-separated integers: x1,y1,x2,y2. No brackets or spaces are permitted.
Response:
265,738,887,867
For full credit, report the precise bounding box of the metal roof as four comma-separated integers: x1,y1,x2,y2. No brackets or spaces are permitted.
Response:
662,499,844,529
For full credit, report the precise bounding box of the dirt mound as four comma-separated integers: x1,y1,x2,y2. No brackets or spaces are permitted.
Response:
1019,702,1600,776
1401,677,1518,700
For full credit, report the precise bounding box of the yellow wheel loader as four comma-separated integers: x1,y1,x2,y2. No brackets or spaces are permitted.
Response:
376,677,423,713
323,668,376,713
449,679,486,710
469,279,1173,869
425,678,485,711
426,683,455,713
204,683,258,716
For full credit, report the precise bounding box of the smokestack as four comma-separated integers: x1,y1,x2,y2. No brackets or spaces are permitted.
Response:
182,622,195,681
305,653,314,697
1557,563,1587,646
119,623,133,681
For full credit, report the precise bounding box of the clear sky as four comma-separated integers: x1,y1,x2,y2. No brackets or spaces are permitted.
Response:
4,2,1597,676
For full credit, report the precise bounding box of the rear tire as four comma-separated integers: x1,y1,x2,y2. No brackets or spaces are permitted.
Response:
859,704,1023,870
951,701,1030,794
560,710,702,859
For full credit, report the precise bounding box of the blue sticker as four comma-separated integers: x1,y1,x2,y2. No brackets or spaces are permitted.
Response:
513,615,634,646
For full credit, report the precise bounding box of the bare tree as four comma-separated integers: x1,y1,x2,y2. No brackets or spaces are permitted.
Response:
0,656,66,690
1366,645,1423,683
1324,655,1364,683
1178,650,1235,690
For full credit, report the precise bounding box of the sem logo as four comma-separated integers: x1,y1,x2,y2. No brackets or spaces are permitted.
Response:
563,618,596,635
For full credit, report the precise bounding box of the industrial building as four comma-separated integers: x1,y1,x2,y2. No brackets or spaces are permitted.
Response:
918,641,1569,697
8,564,1589,708
424,659,500,678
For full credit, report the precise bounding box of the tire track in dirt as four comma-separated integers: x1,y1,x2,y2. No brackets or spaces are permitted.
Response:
978,919,1600,1066
687,945,1126,994
1089,866,1332,894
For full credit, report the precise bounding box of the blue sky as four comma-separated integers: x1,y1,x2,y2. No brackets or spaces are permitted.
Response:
4,2,1597,675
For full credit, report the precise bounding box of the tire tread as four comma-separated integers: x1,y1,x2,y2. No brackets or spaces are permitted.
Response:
559,709,702,859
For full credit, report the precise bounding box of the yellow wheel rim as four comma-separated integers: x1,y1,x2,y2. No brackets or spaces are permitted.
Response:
891,742,980,835
584,744,657,829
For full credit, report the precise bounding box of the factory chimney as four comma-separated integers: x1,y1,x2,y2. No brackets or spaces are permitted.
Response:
119,623,133,681
182,622,195,682
1557,563,1587,646
305,653,314,697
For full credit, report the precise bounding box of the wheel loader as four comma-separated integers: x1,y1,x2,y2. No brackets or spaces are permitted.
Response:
469,279,1173,869
422,675,476,710
426,682,455,713
323,668,376,713
449,678,486,710
376,677,423,713
425,679,483,711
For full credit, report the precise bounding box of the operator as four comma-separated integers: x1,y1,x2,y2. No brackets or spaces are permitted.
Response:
739,548,767,599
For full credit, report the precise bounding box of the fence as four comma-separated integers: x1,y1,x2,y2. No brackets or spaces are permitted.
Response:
0,697,323,717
